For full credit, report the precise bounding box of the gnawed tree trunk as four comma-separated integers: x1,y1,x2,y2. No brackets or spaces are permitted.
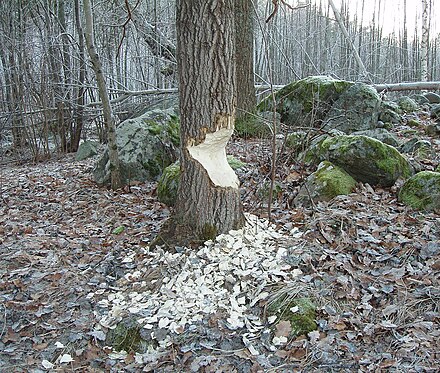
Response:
83,0,122,190
155,0,244,248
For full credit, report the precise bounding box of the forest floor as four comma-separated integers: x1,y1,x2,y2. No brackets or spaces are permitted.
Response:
1,116,440,372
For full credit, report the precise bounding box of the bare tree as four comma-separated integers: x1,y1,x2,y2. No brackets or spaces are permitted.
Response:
83,0,122,190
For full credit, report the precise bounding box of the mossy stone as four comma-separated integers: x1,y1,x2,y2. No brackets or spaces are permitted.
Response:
267,296,317,337
314,135,412,187
294,161,356,207
399,171,440,211
258,76,353,128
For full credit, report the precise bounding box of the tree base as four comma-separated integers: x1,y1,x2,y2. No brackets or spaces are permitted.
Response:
150,217,219,252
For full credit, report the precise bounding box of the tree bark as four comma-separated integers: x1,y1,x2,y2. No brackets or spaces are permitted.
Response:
235,0,256,120
83,0,122,190
158,0,244,247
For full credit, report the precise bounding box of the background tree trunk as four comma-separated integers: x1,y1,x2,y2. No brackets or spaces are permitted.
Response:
83,0,122,190
161,0,244,246
421,0,430,81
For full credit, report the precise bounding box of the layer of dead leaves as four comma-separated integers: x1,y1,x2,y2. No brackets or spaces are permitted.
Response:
1,118,439,372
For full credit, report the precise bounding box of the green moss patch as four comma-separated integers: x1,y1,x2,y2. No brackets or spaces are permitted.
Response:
267,296,317,337
105,320,148,353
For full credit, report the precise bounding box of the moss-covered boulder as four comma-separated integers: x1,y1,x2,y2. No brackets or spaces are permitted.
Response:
75,140,98,161
267,296,317,337
93,108,179,187
157,155,247,206
398,96,420,113
294,161,356,207
258,76,352,129
310,135,412,187
399,171,440,211
258,76,381,134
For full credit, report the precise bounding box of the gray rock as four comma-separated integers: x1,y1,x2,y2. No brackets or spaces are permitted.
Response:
93,108,179,186
423,92,440,104
75,140,98,161
258,76,353,130
351,128,400,147
379,101,402,124
323,83,381,133
430,104,440,119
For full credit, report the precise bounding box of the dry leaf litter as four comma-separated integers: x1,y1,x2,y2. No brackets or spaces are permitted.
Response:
1,130,440,372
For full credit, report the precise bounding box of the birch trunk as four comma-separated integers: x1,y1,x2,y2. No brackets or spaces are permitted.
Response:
421,0,430,81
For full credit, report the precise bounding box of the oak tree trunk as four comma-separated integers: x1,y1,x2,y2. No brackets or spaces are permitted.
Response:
159,0,244,247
